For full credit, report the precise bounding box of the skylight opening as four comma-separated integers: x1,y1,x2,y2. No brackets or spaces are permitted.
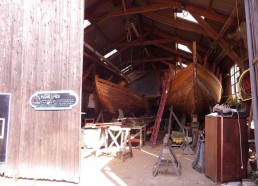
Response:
176,11,204,23
104,49,117,59
83,19,91,29
178,43,192,53
121,65,131,73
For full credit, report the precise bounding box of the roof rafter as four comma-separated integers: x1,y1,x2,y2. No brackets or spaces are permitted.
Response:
144,12,207,36
107,32,151,61
144,26,206,55
206,7,237,57
152,0,228,24
153,43,198,62
110,3,172,17
191,13,243,69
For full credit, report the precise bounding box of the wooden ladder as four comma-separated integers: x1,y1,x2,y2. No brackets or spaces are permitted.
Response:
150,71,172,147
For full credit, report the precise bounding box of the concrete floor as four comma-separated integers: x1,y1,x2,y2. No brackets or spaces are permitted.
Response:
80,142,216,186
1,134,256,186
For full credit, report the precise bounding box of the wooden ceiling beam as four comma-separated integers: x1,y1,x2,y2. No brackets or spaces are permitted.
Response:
108,32,150,61
84,0,110,19
117,37,204,62
83,51,115,72
191,13,243,69
207,0,214,10
213,51,227,64
131,57,176,68
205,7,237,57
100,35,127,54
118,38,174,47
144,12,207,36
84,43,131,82
152,0,228,24
153,43,197,62
82,64,94,84
142,27,204,62
126,56,175,64
122,0,127,13
111,0,228,24
110,3,172,16
84,11,115,35
144,26,206,52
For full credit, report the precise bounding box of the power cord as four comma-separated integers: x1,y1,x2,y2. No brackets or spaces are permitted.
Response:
213,104,244,169
232,109,244,169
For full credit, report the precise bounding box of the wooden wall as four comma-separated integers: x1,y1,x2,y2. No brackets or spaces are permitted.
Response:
0,0,84,183
246,0,258,168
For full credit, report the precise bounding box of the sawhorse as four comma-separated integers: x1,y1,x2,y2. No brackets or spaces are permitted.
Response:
192,131,205,173
181,126,195,155
152,134,181,176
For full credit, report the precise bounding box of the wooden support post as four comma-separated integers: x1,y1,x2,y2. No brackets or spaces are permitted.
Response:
168,106,173,134
171,109,183,131
178,57,183,69
219,74,222,82
95,109,104,123
203,54,208,67
216,67,220,78
212,63,215,74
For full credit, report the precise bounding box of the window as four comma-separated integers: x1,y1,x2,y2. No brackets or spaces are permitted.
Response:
230,64,240,105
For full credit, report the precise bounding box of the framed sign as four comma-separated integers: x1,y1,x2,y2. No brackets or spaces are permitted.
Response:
30,90,79,110
0,93,11,163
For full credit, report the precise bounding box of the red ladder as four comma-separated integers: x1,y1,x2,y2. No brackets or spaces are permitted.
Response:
150,71,172,147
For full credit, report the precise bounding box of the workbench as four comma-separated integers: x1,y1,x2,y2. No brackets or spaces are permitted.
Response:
82,122,147,162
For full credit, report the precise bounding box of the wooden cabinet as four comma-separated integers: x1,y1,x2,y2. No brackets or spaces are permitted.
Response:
205,115,248,183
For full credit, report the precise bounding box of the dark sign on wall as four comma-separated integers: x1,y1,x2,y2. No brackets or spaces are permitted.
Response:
0,93,11,163
29,90,78,110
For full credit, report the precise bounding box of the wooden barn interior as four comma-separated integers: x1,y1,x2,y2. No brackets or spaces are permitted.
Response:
1,0,258,185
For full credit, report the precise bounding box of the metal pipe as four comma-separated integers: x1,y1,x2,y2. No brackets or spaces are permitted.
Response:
244,0,258,168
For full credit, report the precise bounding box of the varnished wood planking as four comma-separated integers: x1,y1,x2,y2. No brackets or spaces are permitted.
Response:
0,0,83,182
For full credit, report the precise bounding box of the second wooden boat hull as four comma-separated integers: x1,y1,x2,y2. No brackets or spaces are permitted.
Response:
166,63,222,116
95,76,148,117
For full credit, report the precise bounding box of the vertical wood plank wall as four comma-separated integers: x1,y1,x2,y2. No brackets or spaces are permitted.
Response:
248,0,258,169
249,0,258,86
0,0,84,182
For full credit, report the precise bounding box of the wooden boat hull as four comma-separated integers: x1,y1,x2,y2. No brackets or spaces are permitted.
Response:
166,63,222,117
95,76,148,117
